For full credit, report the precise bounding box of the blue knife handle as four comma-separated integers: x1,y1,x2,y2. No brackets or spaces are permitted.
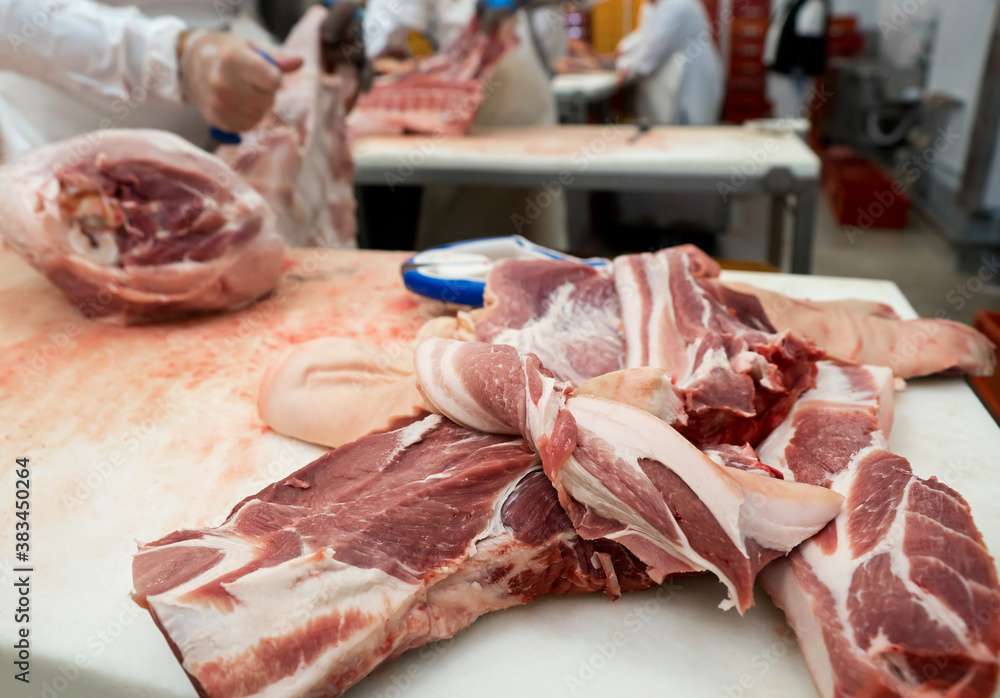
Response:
209,49,278,146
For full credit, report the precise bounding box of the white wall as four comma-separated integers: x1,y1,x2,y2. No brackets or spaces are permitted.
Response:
832,0,880,28
924,0,997,192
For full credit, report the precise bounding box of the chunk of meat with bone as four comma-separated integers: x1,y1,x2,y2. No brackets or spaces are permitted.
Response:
756,361,1000,698
0,129,283,324
718,281,996,378
133,415,653,698
414,338,844,612
614,246,822,447
218,7,358,248
460,259,626,386
257,337,428,449
349,16,516,136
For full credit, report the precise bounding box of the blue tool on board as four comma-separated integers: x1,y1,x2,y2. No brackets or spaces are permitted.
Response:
401,236,610,307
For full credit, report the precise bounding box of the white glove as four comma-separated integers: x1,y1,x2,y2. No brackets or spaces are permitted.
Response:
178,30,303,132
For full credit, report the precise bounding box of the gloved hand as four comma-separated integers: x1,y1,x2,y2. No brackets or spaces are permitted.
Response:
476,0,519,36
178,30,303,132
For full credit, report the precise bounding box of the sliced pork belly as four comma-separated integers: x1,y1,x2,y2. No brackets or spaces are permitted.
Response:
720,281,996,378
133,415,652,698
757,361,1000,697
0,130,284,324
461,258,626,385
257,337,427,449
614,246,822,447
414,338,844,612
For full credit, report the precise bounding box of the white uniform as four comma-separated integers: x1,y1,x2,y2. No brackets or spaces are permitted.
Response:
763,0,827,118
364,0,570,250
616,0,723,125
0,0,252,163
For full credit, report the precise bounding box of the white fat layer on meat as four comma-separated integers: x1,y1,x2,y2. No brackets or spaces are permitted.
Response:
760,362,988,694
613,258,647,368
569,395,748,553
558,449,715,583
148,547,416,662
67,224,120,266
727,468,843,553
758,562,837,698
414,341,516,434
181,552,419,698
615,255,676,371
491,281,621,386
485,464,544,539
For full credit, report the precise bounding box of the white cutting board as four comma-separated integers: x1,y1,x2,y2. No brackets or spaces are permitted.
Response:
2,258,998,698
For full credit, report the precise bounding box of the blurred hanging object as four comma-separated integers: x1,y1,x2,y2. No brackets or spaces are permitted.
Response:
217,6,360,248
763,0,830,119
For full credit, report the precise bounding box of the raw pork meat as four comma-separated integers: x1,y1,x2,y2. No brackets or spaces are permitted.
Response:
349,16,515,137
414,338,845,612
133,415,652,698
614,246,822,446
757,361,1000,697
0,129,284,324
720,281,996,378
460,259,626,386
258,337,428,449
218,7,358,248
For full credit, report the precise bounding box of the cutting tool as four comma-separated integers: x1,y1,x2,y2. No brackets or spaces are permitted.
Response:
401,235,609,307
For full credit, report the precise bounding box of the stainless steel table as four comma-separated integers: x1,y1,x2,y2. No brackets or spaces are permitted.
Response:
352,125,822,273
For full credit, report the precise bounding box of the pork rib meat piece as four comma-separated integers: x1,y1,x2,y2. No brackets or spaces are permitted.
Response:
718,281,996,378
757,361,1000,697
218,7,358,248
349,16,515,137
133,415,652,698
614,245,822,447
460,258,627,386
414,338,845,612
0,129,284,324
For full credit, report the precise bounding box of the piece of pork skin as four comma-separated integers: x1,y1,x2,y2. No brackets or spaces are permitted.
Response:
719,281,995,378
258,337,428,449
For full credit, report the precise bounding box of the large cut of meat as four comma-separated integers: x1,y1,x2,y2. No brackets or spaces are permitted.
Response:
349,16,516,137
718,281,996,378
0,129,284,324
218,7,358,248
414,338,845,612
461,259,626,386
133,415,653,698
614,246,822,446
756,361,1000,697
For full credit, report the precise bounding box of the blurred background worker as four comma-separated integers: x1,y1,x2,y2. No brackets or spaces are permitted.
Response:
363,0,572,249
763,0,830,119
0,0,311,163
615,0,724,126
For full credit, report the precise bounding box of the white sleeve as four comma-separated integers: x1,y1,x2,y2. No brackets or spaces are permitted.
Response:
629,1,698,78
795,0,827,38
0,0,187,106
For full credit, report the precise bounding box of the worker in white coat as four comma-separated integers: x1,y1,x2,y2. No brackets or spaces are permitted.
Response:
0,0,362,163
363,0,570,249
615,0,724,125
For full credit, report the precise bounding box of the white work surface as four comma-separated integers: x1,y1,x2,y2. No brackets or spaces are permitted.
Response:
551,72,620,102
2,251,999,698
352,125,819,185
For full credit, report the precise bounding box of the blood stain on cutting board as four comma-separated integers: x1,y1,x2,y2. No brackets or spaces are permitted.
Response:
2,250,439,484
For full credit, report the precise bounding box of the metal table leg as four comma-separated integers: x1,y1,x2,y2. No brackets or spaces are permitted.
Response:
790,186,818,274
768,195,786,270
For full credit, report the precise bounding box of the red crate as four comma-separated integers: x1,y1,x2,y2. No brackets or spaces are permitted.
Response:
824,152,910,229
971,313,1000,423
732,0,770,19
